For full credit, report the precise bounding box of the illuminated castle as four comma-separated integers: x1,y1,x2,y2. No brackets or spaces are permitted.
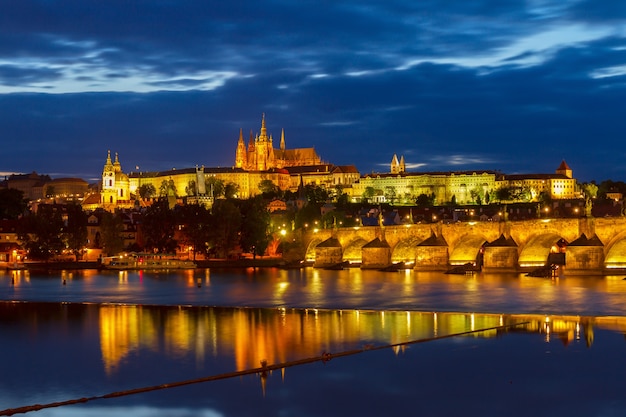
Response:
235,114,322,170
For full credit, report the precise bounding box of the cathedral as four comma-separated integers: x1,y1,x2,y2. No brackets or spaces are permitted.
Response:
235,114,322,171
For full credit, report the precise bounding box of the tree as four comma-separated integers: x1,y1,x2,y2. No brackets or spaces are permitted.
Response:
415,193,434,208
210,199,242,258
294,203,321,229
18,207,65,261
362,186,376,203
470,187,483,205
0,188,28,219
496,187,513,202
142,200,178,253
159,179,177,198
336,190,350,208
224,182,240,199
581,182,598,200
63,203,88,260
597,180,626,199
185,180,197,196
175,204,212,260
304,184,329,204
258,179,279,197
206,177,225,198
137,183,156,200
384,186,397,204
100,211,124,256
239,196,271,259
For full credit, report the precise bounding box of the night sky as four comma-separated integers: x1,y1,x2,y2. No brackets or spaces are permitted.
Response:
1,1,625,183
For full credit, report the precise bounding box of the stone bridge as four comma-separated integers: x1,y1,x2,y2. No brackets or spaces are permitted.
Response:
303,217,626,274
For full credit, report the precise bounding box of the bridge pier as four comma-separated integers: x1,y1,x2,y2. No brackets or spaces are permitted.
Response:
414,233,449,271
302,216,626,275
482,234,518,273
361,238,391,269
564,233,604,275
313,237,343,268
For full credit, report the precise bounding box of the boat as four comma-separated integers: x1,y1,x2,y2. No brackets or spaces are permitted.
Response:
445,262,480,275
379,262,407,272
102,253,197,270
526,264,558,278
322,261,350,270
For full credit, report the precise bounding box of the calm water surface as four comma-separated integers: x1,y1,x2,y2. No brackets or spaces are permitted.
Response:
1,267,625,417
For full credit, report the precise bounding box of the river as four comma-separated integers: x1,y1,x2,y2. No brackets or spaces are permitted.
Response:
1,267,625,417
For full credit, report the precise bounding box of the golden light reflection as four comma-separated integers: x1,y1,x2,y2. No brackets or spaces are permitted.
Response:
96,305,620,376
8,269,30,286
118,271,129,283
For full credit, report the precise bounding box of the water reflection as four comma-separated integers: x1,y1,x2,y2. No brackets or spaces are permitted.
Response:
1,301,626,416
2,302,623,378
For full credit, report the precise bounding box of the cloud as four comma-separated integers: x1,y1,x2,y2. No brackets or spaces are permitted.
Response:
2,1,626,182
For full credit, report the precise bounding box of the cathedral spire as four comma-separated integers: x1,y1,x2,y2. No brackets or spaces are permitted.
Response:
280,128,285,151
260,113,267,140
235,128,247,168
106,150,112,165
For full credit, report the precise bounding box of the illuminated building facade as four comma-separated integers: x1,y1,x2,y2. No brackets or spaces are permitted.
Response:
350,158,579,204
495,160,578,200
352,170,496,205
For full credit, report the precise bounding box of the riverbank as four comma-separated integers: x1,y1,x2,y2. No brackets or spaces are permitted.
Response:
4,258,293,271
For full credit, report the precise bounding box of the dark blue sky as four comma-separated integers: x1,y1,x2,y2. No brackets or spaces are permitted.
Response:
1,1,625,183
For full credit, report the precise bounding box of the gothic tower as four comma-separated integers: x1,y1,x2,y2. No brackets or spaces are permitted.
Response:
255,114,270,170
235,128,247,169
391,154,400,174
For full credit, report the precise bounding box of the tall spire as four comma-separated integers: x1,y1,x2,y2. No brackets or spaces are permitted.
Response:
391,154,399,174
114,152,121,171
280,128,285,151
106,150,112,165
260,113,267,140
235,128,247,168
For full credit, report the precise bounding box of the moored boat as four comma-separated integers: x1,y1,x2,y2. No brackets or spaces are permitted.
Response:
102,253,196,270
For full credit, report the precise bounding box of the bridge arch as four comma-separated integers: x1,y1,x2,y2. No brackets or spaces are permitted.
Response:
343,237,368,263
603,230,626,270
518,232,564,268
305,237,325,262
391,236,422,264
449,234,488,266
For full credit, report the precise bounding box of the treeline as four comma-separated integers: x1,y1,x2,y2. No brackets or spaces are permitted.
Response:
9,194,273,261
